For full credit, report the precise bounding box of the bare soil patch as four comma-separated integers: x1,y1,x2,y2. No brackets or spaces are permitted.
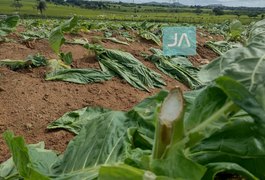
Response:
0,28,221,162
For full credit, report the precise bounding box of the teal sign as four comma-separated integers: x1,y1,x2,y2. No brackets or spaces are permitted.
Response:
163,27,196,56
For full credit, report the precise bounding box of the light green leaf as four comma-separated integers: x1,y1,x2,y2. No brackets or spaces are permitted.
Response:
48,16,78,54
140,31,161,46
47,59,71,72
3,131,49,180
47,107,111,134
51,111,135,175
0,55,47,70
45,68,113,84
0,158,19,180
105,37,129,46
49,29,65,54
199,19,265,94
229,19,244,40
0,59,32,70
99,164,157,180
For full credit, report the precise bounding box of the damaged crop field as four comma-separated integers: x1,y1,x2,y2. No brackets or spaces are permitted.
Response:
0,15,265,180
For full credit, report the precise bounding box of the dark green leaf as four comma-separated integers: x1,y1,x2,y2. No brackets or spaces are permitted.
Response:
151,147,206,180
202,162,258,180
148,48,202,89
59,52,73,65
97,49,166,91
0,15,19,37
190,113,265,179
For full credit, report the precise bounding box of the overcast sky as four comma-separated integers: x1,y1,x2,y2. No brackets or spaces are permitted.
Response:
129,0,265,7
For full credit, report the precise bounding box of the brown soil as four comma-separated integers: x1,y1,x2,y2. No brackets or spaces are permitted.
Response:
0,27,221,162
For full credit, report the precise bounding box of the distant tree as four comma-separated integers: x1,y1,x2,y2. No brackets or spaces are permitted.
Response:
37,0,47,15
262,14,265,19
212,7,224,16
232,11,242,18
247,12,259,18
194,7,203,15
11,0,23,11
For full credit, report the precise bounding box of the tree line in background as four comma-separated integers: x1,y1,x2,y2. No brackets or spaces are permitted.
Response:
11,0,47,14
10,0,265,18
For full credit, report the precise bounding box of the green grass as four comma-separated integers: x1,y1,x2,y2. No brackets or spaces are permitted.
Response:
0,0,259,24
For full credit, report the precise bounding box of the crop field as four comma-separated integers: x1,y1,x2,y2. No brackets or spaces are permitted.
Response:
0,0,260,24
0,9,265,180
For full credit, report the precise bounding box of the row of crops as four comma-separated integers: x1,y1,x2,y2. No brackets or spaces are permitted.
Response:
0,15,265,179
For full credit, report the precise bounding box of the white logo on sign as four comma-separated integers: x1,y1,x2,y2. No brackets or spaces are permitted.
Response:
167,33,191,47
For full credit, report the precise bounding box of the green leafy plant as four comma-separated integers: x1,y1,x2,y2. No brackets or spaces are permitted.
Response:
205,41,242,55
139,30,161,46
0,15,19,38
2,18,265,180
45,17,114,84
147,48,202,89
84,44,166,91
228,19,245,42
48,16,77,55
0,54,47,70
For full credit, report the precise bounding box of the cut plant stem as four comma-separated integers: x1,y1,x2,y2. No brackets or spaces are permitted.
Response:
152,88,184,159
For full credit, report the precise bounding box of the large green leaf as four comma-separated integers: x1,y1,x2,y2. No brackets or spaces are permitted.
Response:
199,19,265,94
45,68,113,84
48,16,78,54
148,48,202,89
96,48,166,91
190,114,265,179
183,86,236,147
229,19,244,41
184,86,227,131
0,15,19,37
45,91,168,178
216,76,265,121
189,77,265,179
51,111,135,175
0,55,47,70
3,131,50,180
47,107,111,134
